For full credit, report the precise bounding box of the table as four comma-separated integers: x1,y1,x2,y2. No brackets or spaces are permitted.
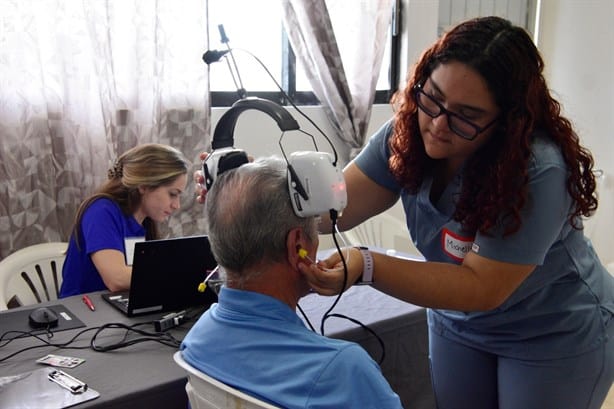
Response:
0,292,195,409
0,288,434,408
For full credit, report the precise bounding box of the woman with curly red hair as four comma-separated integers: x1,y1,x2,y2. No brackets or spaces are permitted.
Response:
302,16,613,408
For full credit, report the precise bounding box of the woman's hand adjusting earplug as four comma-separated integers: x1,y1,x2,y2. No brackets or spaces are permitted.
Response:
298,247,361,296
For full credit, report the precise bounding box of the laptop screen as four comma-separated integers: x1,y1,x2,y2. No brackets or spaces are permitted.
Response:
103,235,218,316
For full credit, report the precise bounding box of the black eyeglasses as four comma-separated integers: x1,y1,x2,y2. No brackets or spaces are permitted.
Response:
413,85,498,141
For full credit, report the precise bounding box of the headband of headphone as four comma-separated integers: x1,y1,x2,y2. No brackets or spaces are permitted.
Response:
212,97,300,149
204,97,347,218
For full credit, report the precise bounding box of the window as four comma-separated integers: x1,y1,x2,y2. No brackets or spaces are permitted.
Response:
206,0,399,107
206,1,537,108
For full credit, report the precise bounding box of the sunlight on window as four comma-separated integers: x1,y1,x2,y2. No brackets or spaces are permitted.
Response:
207,0,283,93
207,0,392,95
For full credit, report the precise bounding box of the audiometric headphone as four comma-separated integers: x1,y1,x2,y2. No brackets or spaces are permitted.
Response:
203,97,347,218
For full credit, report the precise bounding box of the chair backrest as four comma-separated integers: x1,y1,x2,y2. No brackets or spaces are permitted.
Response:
173,351,280,409
0,242,68,310
583,170,614,273
342,211,422,258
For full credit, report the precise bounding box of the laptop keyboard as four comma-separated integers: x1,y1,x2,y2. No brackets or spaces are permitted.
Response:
108,294,130,312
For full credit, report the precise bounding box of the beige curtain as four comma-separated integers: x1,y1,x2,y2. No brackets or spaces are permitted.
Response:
0,0,211,258
280,0,393,161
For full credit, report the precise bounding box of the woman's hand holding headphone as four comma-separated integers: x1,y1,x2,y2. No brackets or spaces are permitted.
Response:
194,151,209,204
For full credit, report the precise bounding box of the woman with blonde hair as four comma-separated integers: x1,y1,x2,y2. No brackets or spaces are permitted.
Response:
60,143,189,297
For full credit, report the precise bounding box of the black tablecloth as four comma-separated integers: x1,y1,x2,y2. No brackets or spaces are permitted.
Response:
0,287,434,409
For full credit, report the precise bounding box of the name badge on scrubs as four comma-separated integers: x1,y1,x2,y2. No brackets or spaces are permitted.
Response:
442,228,473,262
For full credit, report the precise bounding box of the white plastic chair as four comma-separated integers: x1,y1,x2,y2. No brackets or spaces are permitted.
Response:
0,242,68,310
342,212,422,258
173,351,280,409
583,170,614,276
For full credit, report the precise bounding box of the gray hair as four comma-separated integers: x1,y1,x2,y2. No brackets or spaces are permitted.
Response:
205,156,317,280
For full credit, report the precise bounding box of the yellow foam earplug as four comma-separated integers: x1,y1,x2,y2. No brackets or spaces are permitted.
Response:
197,282,207,292
298,248,308,259
298,248,316,264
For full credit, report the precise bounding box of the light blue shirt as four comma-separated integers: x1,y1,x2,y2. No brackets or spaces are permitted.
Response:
354,119,614,359
180,287,402,409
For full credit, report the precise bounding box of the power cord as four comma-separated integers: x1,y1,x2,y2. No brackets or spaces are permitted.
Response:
0,307,204,362
0,326,100,363
90,322,181,352
91,307,205,351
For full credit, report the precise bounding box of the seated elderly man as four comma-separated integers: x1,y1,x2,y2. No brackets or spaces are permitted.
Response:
180,156,402,408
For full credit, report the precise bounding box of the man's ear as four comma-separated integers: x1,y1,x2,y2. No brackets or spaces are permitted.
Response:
286,227,306,266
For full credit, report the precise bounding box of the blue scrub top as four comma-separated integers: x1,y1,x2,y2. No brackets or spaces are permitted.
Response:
354,119,614,360
60,198,145,297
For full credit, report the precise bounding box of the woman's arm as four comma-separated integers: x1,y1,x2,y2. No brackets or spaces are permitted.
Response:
91,249,133,292
302,247,535,312
373,250,534,311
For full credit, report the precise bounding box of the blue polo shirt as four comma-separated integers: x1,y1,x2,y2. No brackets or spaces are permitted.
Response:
60,198,144,297
354,119,614,360
181,287,402,409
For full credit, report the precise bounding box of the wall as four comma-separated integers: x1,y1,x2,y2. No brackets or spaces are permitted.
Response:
538,0,614,266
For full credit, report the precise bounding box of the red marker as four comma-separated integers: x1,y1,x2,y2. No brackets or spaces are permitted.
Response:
82,295,95,311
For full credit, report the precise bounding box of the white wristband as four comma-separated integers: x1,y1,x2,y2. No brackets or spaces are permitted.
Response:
355,246,373,285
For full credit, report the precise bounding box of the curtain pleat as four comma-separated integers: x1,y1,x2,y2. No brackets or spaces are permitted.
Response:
0,0,211,258
280,0,393,161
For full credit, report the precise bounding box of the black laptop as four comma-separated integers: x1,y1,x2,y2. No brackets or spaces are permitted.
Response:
101,235,218,317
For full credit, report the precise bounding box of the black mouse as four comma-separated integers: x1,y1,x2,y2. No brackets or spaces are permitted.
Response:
29,307,59,328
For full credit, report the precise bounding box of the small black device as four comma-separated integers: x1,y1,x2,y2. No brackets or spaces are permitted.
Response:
28,307,59,328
